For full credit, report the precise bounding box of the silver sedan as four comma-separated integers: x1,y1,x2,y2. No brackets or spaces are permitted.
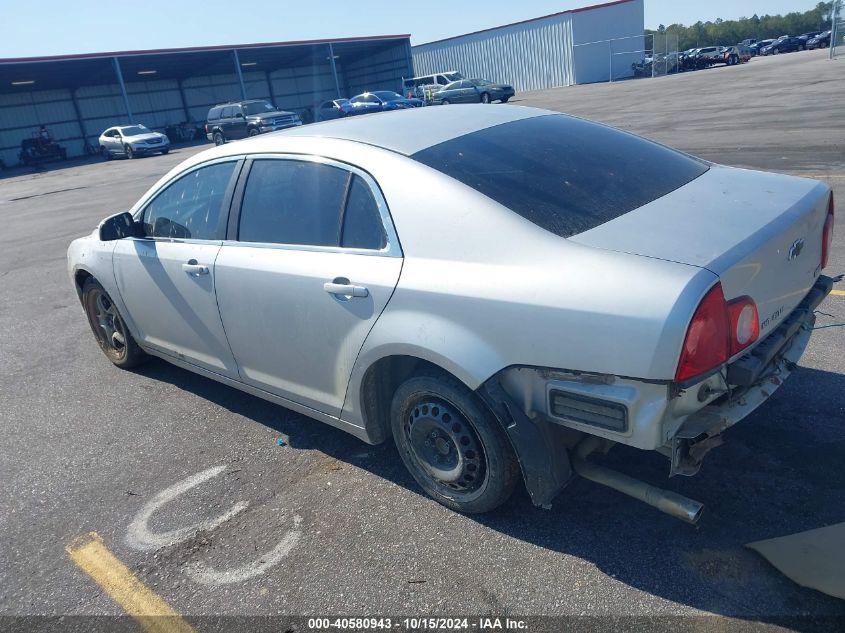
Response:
99,124,170,159
69,106,836,522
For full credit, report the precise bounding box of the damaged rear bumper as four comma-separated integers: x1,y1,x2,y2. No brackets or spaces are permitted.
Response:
667,274,834,476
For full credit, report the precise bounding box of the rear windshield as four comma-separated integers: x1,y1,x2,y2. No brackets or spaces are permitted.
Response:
411,114,709,238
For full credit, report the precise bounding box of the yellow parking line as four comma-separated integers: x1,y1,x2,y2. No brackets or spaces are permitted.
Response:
66,532,196,633
831,290,845,297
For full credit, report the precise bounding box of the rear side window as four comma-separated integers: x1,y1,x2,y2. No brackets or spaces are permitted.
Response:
142,161,237,239
208,107,222,120
412,114,709,238
238,159,348,246
221,106,233,118
341,176,386,250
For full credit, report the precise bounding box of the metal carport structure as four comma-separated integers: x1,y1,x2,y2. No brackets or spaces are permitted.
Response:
0,35,412,165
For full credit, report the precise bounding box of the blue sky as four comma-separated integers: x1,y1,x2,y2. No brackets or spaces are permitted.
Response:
1,0,822,58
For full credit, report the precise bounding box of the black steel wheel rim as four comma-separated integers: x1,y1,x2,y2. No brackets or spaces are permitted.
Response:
404,399,486,494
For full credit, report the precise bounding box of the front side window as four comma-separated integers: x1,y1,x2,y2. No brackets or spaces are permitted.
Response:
238,159,348,246
142,161,237,240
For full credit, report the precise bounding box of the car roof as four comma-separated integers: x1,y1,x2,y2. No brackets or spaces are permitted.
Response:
278,104,548,155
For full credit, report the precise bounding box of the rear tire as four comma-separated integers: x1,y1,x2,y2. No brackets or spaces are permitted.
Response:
248,128,260,137
501,96,510,103
100,146,111,161
161,148,169,155
82,278,146,369
480,92,491,104
213,131,225,146
390,374,519,514
441,99,450,105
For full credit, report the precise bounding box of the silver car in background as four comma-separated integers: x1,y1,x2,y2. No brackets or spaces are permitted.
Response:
99,124,170,159
69,106,836,523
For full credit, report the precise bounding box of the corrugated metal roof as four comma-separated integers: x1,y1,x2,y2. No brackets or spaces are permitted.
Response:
0,34,411,64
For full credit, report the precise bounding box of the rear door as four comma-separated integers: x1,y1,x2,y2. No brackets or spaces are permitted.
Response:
113,158,242,378
214,155,402,416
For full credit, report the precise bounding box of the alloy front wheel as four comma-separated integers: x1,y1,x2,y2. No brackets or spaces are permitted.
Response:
82,278,145,368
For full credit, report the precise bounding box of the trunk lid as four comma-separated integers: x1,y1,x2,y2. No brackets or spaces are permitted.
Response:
571,165,831,345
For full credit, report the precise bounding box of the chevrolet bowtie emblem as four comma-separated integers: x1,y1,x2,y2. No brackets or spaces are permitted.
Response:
788,238,805,260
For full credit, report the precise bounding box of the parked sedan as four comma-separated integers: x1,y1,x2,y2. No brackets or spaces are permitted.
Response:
761,36,802,55
69,106,836,523
315,98,349,122
99,125,170,159
808,31,832,49
433,78,515,104
339,91,421,117
749,39,775,55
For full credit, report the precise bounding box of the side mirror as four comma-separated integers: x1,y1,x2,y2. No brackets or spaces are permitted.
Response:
99,211,140,241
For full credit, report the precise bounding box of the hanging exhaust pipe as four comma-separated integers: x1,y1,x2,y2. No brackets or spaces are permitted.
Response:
572,436,705,525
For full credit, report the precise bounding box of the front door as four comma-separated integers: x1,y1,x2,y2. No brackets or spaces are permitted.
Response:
214,156,402,416
113,159,242,378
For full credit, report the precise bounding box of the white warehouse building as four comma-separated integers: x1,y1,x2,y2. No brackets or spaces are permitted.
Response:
412,0,645,92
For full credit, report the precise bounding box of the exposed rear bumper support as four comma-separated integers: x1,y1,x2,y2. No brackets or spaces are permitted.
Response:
727,275,833,386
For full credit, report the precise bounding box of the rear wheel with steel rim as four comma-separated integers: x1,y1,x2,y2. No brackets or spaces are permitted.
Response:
82,278,145,368
213,131,225,146
480,92,491,104
391,374,519,513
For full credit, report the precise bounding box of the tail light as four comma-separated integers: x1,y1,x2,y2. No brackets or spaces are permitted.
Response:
821,192,834,269
727,296,759,355
675,283,730,382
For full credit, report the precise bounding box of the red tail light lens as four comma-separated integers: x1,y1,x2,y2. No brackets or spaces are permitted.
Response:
727,296,759,355
821,193,834,269
675,283,730,382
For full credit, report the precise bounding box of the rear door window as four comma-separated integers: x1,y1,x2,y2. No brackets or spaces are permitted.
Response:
341,175,386,250
412,114,709,238
237,159,349,246
221,106,233,118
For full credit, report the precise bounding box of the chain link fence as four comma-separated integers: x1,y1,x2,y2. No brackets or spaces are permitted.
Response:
832,0,844,59
575,32,682,82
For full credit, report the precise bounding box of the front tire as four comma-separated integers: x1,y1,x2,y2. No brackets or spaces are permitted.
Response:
501,96,510,103
100,146,111,161
390,374,519,514
124,144,134,159
161,148,169,155
82,278,146,368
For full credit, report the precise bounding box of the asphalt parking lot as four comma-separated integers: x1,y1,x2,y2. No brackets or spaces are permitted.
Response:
1,48,844,628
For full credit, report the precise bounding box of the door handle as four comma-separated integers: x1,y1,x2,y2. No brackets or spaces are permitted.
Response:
324,281,369,298
182,260,209,276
